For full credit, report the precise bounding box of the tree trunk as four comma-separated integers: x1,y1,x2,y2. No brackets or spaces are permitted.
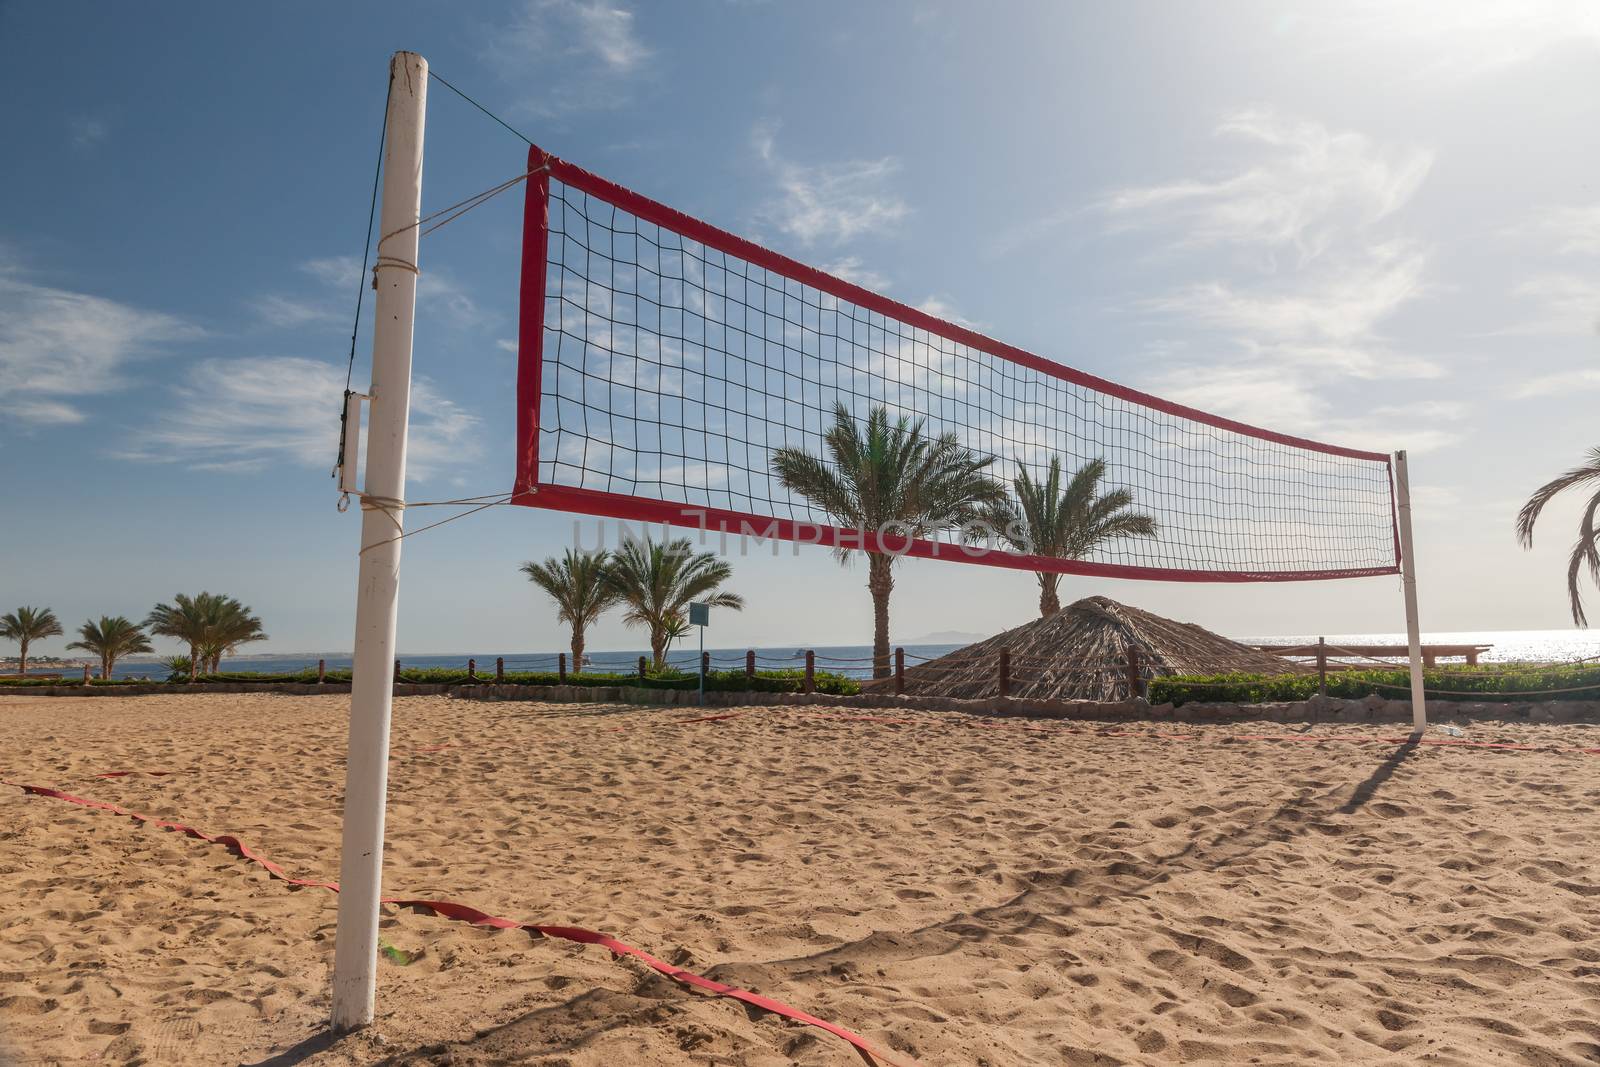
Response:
651,630,667,671
571,629,585,676
102,654,113,681
1037,573,1061,617
867,553,895,679
17,637,27,678
188,643,198,681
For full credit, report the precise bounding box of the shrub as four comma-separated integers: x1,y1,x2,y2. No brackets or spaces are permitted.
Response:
0,676,144,688
0,665,861,696
1149,664,1600,706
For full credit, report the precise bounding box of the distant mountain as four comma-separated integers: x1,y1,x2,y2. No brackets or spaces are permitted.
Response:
899,630,988,646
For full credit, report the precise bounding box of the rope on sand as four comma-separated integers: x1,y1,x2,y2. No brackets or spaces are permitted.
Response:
0,778,913,1067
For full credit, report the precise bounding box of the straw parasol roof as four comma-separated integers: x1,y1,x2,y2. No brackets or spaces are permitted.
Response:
886,595,1308,702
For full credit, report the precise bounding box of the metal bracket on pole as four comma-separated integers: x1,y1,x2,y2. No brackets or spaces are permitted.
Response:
1394,450,1427,735
330,50,427,1033
337,391,369,496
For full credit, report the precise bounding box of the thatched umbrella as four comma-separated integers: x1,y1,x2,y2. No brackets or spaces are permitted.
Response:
885,595,1307,701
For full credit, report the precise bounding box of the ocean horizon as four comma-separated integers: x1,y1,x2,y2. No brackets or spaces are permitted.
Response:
31,627,1600,681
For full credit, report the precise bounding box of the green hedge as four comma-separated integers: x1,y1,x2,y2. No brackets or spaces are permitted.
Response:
1149,665,1600,706
0,676,145,688
0,666,860,696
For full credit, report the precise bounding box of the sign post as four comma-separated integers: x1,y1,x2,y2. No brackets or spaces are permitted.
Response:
689,602,709,706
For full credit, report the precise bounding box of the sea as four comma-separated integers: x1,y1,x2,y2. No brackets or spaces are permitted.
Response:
76,628,1600,681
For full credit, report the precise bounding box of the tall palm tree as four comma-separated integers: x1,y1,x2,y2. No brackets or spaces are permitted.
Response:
772,402,1007,678
520,548,620,674
146,594,211,679
1,606,63,677
146,593,267,679
198,596,268,674
1516,446,1600,625
605,537,743,669
987,456,1158,616
67,616,154,680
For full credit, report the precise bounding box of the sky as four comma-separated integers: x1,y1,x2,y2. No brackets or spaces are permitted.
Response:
3,1,1599,657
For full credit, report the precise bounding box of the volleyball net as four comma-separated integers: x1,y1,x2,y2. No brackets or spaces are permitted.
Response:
511,145,1399,583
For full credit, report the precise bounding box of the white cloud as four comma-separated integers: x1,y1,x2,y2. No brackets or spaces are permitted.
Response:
486,0,651,115
563,0,649,70
256,293,342,329
1515,368,1600,400
8,400,85,425
1150,364,1461,454
259,256,482,332
300,256,361,289
123,356,481,479
1498,273,1600,336
1286,1,1600,85
1101,111,1446,451
0,271,198,427
71,118,107,151
752,121,909,245
417,273,480,328
1518,203,1600,256
913,295,984,332
1142,240,1438,378
496,338,519,353
1103,110,1433,262
822,256,890,291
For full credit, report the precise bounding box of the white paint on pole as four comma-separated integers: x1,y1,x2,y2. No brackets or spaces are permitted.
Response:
1394,450,1427,735
330,50,427,1032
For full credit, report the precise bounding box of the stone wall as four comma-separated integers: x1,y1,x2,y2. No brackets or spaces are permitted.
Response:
4,680,1596,725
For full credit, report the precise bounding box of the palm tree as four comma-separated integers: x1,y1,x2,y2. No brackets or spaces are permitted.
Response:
146,594,211,679
1,606,63,677
198,596,268,674
67,616,154,680
146,593,267,679
1516,446,1600,625
605,537,743,669
520,549,620,674
772,402,1008,678
986,456,1158,616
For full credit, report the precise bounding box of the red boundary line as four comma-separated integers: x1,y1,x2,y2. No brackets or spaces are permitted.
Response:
511,142,1399,584
0,779,908,1067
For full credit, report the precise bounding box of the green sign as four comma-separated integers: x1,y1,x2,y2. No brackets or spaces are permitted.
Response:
688,602,709,626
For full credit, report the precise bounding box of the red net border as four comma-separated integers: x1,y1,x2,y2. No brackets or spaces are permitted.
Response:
512,144,1402,584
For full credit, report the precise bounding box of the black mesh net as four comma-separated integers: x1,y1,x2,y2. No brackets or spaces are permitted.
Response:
522,166,1398,580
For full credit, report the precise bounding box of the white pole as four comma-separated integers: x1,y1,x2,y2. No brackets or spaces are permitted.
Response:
330,50,427,1032
1394,450,1427,735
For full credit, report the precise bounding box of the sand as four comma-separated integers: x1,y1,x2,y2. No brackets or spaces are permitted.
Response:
1,693,1598,1066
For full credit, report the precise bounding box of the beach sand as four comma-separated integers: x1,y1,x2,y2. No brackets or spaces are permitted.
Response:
2,693,1598,1065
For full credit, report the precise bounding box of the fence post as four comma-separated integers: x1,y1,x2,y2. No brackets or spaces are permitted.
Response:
495,656,504,683
558,653,567,683
895,647,905,696
467,658,476,681
701,650,711,678
318,658,327,685
804,650,815,693
1125,645,1143,700
997,648,1010,698
393,660,401,683
745,649,756,681
638,656,647,686
1316,637,1327,698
